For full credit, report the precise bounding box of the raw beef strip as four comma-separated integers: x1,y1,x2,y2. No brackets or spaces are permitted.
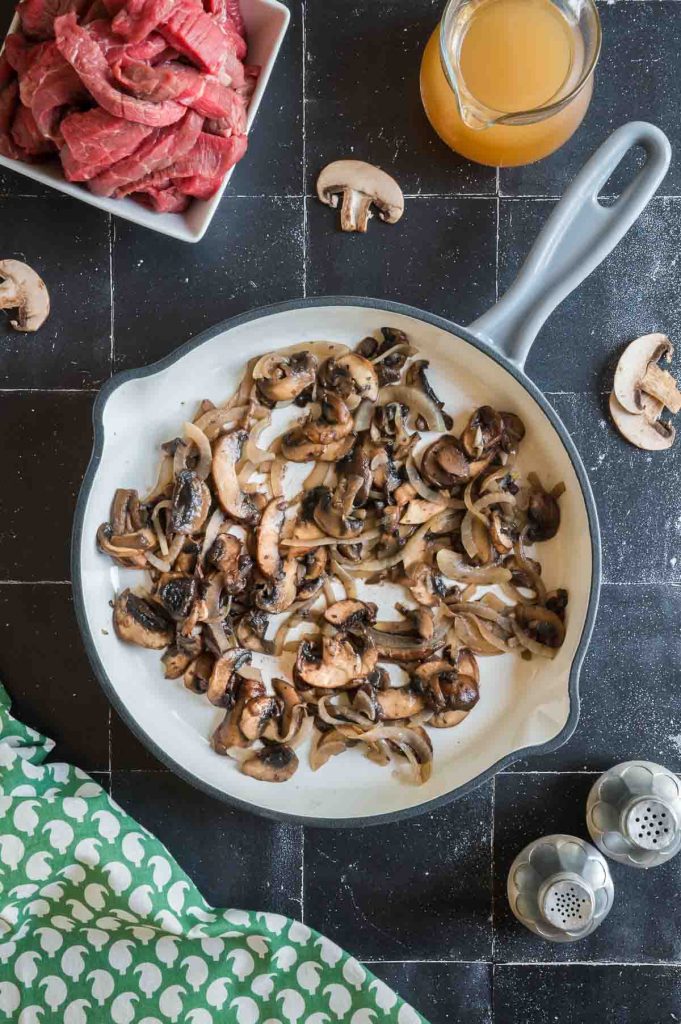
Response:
83,0,109,21
115,128,243,200
0,76,26,159
202,91,245,136
32,73,86,142
85,19,168,63
170,129,245,196
18,0,90,40
224,0,244,35
55,12,186,125
113,58,242,119
135,183,189,211
89,107,202,195
0,56,14,90
160,2,245,83
60,106,154,178
19,42,60,105
205,0,244,38
3,33,48,76
101,0,126,13
112,0,180,43
238,61,258,99
204,0,246,58
11,101,56,154
18,42,87,142
204,63,249,135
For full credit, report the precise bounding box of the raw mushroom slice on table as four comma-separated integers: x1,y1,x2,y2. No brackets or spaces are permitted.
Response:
316,159,405,232
609,333,680,450
0,259,49,331
98,327,569,783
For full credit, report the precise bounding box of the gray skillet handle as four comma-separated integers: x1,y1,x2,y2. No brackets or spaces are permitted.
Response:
470,121,671,368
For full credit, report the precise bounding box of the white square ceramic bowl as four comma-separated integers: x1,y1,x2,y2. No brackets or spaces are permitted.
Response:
0,0,290,242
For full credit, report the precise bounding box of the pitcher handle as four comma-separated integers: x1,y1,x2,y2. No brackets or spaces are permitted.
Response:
469,121,671,368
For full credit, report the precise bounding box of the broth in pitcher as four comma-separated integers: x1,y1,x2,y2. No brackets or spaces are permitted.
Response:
420,0,601,167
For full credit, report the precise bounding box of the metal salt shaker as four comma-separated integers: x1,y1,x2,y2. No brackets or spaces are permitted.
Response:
507,834,614,942
586,760,681,868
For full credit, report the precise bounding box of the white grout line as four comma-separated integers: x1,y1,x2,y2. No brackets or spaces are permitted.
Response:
301,0,307,299
0,388,97,393
300,827,305,922
494,196,500,303
489,775,497,1009
232,193,305,198
232,191,681,202
601,580,680,587
500,770,601,775
0,579,71,585
543,389,610,396
402,192,495,200
109,214,115,376
5,189,681,202
496,961,681,969
490,775,496,961
362,959,490,966
361,959,681,968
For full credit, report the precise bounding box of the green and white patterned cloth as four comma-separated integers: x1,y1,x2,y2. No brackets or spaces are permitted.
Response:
0,686,427,1024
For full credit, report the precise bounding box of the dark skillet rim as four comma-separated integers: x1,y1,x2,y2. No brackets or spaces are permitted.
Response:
71,296,601,828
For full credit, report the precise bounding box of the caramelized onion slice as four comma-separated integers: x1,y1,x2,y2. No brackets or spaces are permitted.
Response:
437,549,512,584
377,385,446,431
183,422,212,481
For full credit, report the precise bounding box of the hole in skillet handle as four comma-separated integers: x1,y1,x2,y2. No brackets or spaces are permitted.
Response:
598,145,647,206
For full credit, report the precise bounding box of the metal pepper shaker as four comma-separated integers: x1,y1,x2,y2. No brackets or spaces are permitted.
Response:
586,760,681,868
507,834,614,942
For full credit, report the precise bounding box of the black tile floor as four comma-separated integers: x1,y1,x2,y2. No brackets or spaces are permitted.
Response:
1,0,680,1021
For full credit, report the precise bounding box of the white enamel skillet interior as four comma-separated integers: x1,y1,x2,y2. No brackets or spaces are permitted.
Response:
72,122,671,826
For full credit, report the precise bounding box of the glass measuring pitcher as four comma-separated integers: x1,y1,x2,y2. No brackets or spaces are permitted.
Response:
420,0,601,167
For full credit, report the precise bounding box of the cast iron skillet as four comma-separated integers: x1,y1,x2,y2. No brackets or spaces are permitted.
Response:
72,122,670,826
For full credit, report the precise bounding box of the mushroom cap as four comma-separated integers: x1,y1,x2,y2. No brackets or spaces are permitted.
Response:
613,333,672,416
113,590,173,649
171,471,211,535
376,687,426,720
331,353,379,403
324,599,377,629
212,430,259,523
294,634,362,689
253,350,317,405
608,391,675,451
281,429,355,463
254,555,299,613
316,159,404,224
421,435,470,488
256,498,286,578
206,649,253,706
240,744,299,782
0,259,50,332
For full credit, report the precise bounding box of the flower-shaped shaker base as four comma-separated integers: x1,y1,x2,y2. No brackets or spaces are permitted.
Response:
507,834,614,942
586,760,681,868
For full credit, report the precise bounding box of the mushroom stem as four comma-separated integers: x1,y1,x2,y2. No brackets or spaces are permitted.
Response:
340,189,373,232
640,362,681,414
